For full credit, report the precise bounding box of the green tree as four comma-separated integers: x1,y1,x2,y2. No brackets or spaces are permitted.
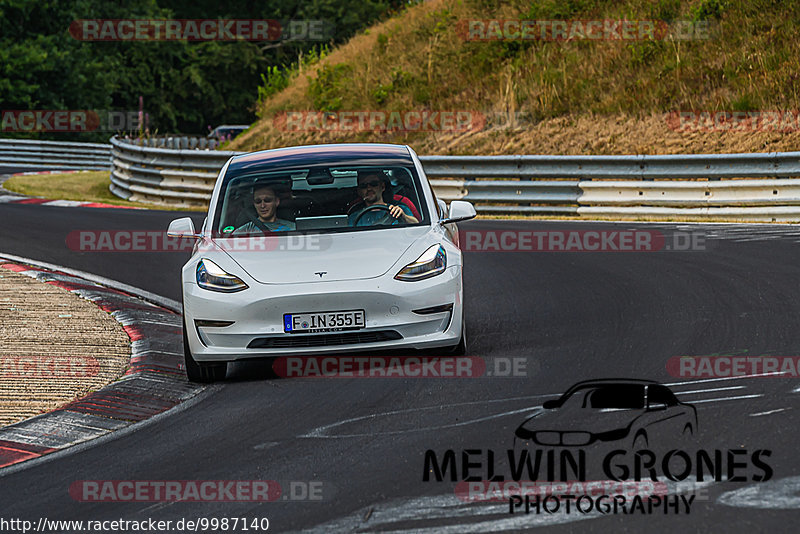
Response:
0,0,404,141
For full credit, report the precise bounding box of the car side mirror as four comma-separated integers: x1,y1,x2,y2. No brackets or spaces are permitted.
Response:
440,200,476,224
648,402,667,411
167,217,200,239
542,400,559,409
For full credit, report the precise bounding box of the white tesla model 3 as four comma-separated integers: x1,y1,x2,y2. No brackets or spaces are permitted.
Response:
168,143,476,382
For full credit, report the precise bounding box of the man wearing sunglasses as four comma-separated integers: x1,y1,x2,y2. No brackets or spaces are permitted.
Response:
348,170,419,227
234,184,296,234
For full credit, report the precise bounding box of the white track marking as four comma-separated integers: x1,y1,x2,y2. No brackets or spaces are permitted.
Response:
42,200,84,207
686,394,763,404
301,405,544,439
136,501,177,514
253,441,280,451
299,479,717,533
674,386,745,395
297,493,595,532
298,394,557,439
301,383,770,439
718,476,800,509
749,408,788,417
664,372,789,386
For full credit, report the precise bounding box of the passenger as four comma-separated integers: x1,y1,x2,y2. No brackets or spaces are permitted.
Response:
349,170,419,226
234,184,295,234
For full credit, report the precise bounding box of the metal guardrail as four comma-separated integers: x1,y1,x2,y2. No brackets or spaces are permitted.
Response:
129,136,222,150
424,153,800,219
417,153,800,179
14,135,796,221
109,136,236,205
0,138,111,171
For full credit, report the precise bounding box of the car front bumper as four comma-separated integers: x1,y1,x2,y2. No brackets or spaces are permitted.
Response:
183,266,463,361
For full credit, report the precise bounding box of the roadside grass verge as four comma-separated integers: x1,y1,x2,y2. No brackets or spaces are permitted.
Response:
233,0,800,156
3,172,200,211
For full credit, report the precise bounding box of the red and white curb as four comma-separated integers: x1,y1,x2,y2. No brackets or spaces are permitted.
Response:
0,258,200,469
0,195,139,209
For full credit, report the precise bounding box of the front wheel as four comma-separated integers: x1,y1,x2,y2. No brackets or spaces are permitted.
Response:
183,320,227,383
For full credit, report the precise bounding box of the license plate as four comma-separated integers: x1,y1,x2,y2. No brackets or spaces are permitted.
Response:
284,310,366,333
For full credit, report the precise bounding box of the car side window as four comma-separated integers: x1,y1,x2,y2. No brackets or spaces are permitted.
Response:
587,385,645,409
648,385,678,406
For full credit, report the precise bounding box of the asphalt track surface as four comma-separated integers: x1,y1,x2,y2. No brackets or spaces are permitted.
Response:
2,201,800,532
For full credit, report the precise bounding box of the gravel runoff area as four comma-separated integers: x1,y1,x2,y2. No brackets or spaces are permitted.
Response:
0,266,130,426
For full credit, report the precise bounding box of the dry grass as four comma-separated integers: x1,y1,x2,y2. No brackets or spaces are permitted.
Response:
232,0,800,155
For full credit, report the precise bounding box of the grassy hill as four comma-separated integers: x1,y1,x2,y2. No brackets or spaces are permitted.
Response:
231,0,800,155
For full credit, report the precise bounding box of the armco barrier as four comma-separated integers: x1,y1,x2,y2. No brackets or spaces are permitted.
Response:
0,138,111,170
109,136,236,206
15,135,800,220
107,138,586,213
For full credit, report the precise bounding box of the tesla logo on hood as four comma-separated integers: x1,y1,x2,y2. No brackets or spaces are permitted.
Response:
314,272,327,278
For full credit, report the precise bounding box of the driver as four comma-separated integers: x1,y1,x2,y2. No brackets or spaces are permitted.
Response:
349,170,418,227
234,184,295,234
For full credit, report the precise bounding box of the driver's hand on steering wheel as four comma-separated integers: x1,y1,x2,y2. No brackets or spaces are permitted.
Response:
388,204,406,220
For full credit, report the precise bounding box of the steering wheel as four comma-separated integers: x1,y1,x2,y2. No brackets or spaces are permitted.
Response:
353,204,396,226
244,215,269,235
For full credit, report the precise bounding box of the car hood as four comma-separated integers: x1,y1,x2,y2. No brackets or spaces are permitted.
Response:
519,407,642,435
211,227,430,284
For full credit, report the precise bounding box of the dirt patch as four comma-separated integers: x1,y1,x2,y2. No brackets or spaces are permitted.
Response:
0,267,130,426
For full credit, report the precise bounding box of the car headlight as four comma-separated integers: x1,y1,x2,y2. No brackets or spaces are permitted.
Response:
395,244,446,281
196,259,248,292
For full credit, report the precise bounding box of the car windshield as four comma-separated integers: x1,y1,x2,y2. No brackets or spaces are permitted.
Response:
212,163,428,236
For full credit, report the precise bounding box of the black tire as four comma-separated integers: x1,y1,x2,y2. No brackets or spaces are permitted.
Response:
447,320,467,356
183,320,227,383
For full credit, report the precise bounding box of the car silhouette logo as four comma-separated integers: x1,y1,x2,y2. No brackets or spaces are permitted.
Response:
314,271,327,278
514,379,698,449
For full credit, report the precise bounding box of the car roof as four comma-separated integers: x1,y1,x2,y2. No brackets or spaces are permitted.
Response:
208,125,249,136
226,143,413,178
